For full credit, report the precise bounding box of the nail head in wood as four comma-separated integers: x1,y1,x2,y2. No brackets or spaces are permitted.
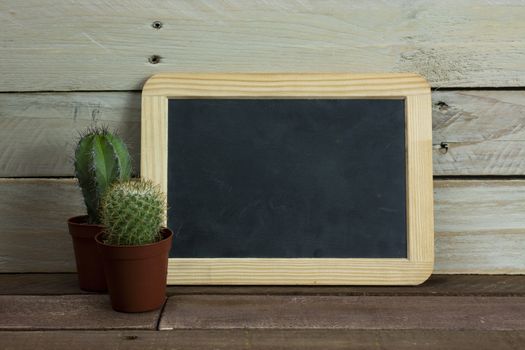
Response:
152,21,163,30
440,142,449,154
148,55,161,64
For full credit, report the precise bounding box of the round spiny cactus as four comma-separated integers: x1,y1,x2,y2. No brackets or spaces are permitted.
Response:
74,126,132,224
100,180,166,246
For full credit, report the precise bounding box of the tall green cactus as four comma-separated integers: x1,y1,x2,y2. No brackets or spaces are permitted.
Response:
100,180,166,246
74,127,132,224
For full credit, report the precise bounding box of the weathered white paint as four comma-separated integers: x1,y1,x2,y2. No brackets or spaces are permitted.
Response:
3,91,525,176
1,0,524,275
0,92,140,177
432,91,525,176
1,1,525,91
434,180,525,273
1,179,524,274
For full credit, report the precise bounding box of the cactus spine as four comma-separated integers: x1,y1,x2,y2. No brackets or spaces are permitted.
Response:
100,180,166,246
74,127,132,224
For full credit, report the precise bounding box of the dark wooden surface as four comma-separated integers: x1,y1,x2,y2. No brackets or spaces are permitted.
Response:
2,274,525,349
1,330,524,350
0,295,160,330
3,273,525,296
161,295,525,330
167,274,525,296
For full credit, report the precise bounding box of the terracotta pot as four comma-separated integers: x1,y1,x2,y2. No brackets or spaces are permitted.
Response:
67,215,107,292
95,228,173,313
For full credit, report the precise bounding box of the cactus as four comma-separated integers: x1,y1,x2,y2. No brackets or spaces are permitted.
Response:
100,180,166,246
74,127,132,224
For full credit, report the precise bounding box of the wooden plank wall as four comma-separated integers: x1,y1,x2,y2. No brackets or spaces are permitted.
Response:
1,0,524,274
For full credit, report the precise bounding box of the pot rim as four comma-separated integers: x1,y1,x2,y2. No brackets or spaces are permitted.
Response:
95,228,173,249
67,215,104,229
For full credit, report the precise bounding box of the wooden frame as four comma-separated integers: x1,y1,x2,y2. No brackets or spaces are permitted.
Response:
142,73,433,285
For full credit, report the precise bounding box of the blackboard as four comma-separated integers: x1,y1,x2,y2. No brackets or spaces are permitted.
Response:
141,73,433,285
168,99,407,258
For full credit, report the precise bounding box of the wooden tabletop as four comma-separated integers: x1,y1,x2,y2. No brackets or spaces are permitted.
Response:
1,274,524,349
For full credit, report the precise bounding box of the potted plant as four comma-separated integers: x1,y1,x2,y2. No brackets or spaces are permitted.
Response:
67,127,131,291
95,180,173,312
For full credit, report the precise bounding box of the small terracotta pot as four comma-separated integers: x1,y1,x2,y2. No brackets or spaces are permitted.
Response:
95,228,173,313
67,215,107,292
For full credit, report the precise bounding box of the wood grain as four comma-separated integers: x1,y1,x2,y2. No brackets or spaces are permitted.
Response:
0,295,160,330
0,92,140,177
434,180,525,273
1,178,524,274
433,90,525,175
142,73,431,97
167,274,525,297
0,179,82,272
1,1,525,91
141,94,167,196
3,90,525,177
0,273,83,295
406,93,434,264
3,274,525,296
166,259,433,285
1,330,524,350
160,295,525,330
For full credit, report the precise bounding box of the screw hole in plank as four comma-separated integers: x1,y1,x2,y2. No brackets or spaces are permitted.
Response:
152,21,163,29
148,55,161,64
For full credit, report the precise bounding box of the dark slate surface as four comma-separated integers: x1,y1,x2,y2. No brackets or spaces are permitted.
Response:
168,99,406,258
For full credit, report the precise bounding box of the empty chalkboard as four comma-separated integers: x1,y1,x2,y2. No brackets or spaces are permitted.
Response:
168,99,406,258
141,73,434,285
